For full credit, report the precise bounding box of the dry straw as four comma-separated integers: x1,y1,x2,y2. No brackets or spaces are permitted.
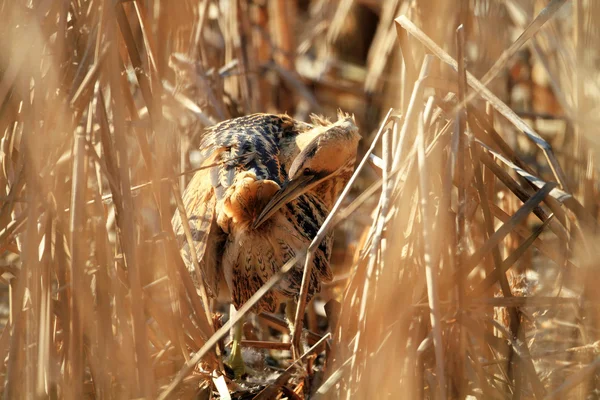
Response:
0,0,599,399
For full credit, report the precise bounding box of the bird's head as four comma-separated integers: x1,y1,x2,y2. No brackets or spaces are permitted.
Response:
252,112,360,229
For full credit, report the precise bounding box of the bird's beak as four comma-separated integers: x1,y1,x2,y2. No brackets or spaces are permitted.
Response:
252,174,314,229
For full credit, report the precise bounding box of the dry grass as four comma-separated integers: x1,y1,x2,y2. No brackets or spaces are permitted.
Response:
1,0,599,399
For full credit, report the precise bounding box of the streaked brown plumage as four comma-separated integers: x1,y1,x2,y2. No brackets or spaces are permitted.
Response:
172,112,360,315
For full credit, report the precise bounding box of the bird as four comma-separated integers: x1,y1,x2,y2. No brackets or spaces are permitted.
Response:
172,111,361,377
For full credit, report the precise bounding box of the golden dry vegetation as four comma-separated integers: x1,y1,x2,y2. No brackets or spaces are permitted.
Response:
0,0,599,399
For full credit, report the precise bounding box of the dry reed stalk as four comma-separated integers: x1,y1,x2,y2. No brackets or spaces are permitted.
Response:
416,55,447,399
291,108,394,357
1,1,600,398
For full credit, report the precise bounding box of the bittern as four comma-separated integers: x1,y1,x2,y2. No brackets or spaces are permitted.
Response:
172,112,360,377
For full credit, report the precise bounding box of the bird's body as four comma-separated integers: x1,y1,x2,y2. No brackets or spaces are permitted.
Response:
172,112,360,315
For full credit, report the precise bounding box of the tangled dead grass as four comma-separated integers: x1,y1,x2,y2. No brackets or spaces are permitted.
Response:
0,0,599,399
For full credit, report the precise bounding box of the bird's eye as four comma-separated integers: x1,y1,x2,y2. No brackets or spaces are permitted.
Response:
303,168,312,175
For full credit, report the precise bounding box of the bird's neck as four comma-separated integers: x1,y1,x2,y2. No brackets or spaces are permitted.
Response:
311,170,353,210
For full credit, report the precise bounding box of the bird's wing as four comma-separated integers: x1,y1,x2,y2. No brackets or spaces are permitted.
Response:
199,113,308,187
172,160,223,297
174,114,309,296
200,114,309,231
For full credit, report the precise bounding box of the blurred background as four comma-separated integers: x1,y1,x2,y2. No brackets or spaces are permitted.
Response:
0,0,599,398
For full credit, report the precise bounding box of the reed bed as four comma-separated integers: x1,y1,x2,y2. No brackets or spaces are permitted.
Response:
0,0,599,399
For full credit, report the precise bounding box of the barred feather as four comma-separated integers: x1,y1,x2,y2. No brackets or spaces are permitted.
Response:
173,112,355,312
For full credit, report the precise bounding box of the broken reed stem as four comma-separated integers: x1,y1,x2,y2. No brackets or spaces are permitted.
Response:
470,145,506,294
460,182,558,281
66,122,88,399
36,212,52,397
471,186,558,399
290,108,395,356
454,26,469,395
390,46,433,177
395,15,570,192
415,54,447,400
362,124,393,310
463,0,568,117
350,124,392,385
489,203,574,271
471,215,554,297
